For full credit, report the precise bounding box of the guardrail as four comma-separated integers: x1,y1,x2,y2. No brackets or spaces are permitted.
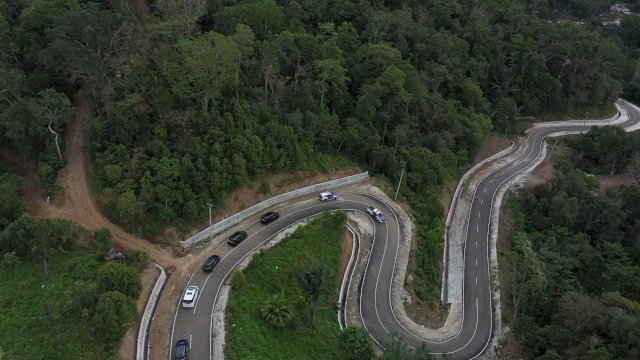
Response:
136,262,166,360
180,172,370,248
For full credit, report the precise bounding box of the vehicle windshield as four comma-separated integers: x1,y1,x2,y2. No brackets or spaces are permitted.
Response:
176,345,186,358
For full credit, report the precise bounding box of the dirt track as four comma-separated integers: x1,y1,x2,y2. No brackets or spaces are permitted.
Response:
30,98,178,268
24,97,364,360
26,98,186,360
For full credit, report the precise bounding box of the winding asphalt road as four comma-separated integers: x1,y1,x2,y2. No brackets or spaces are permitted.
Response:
169,100,640,360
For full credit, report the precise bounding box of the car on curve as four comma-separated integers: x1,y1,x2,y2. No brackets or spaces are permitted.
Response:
227,231,248,246
366,206,386,223
260,211,280,224
319,191,338,201
181,286,199,308
202,254,221,272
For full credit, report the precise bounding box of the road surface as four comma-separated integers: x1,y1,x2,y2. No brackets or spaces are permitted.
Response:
169,99,640,359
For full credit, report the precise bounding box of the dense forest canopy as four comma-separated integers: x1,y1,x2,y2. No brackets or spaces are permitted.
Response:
1,0,639,305
503,129,640,359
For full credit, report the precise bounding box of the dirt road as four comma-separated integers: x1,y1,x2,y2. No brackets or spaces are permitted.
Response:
23,96,364,360
31,98,179,268
24,98,188,360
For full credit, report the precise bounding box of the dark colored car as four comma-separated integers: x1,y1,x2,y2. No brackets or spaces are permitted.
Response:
227,231,248,246
175,339,189,360
260,211,280,225
202,255,221,272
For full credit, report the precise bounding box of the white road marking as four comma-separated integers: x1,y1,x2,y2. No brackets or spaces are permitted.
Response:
475,258,478,267
489,178,494,183
475,241,478,248
480,198,484,205
476,225,479,233
478,211,481,218
475,277,478,285
189,334,192,347
483,187,487,193
450,298,480,354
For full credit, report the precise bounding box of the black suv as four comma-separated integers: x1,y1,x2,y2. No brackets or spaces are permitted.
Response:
175,339,189,360
260,211,280,224
202,255,220,272
227,231,248,246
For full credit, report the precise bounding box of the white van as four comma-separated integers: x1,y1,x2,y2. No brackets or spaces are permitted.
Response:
182,286,199,308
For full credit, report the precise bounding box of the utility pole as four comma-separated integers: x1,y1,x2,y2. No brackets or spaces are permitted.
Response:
394,163,405,200
583,112,589,133
206,203,215,241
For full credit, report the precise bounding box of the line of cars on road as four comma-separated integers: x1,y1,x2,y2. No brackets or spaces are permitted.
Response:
174,191,386,359
173,208,286,358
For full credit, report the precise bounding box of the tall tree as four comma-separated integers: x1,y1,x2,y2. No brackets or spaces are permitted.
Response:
39,2,134,100
176,31,240,113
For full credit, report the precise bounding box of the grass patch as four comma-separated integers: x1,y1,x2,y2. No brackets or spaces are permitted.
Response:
0,252,112,359
225,212,347,360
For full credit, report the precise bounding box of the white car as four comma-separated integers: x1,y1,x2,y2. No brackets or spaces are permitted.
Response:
182,286,199,308
319,191,338,201
366,206,386,223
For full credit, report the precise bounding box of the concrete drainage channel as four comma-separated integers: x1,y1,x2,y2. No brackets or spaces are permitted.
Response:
338,223,360,330
136,173,370,360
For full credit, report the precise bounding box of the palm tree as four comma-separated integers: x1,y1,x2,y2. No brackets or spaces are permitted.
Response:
260,290,293,328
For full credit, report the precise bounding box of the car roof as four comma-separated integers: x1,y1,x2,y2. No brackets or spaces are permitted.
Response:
175,340,188,356
184,286,198,298
320,191,335,196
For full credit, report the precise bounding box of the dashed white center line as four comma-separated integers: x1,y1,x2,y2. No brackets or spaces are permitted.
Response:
475,241,478,248
480,198,484,205
478,211,481,218
476,225,479,233
189,334,192,347
475,258,478,267
475,277,478,285
483,187,487,193
489,178,494,183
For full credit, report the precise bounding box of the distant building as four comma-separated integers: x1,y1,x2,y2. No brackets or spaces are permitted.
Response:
610,3,632,16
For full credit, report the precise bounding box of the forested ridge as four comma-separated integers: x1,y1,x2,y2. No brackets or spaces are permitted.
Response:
501,128,640,359
1,0,639,308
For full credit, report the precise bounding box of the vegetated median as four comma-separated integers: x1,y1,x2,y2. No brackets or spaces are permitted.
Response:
224,212,347,360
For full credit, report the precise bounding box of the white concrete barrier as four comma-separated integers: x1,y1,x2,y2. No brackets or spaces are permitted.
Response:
136,262,166,360
180,172,370,248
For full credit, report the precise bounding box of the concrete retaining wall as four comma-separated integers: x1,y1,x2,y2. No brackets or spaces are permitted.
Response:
136,263,166,360
179,172,369,248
